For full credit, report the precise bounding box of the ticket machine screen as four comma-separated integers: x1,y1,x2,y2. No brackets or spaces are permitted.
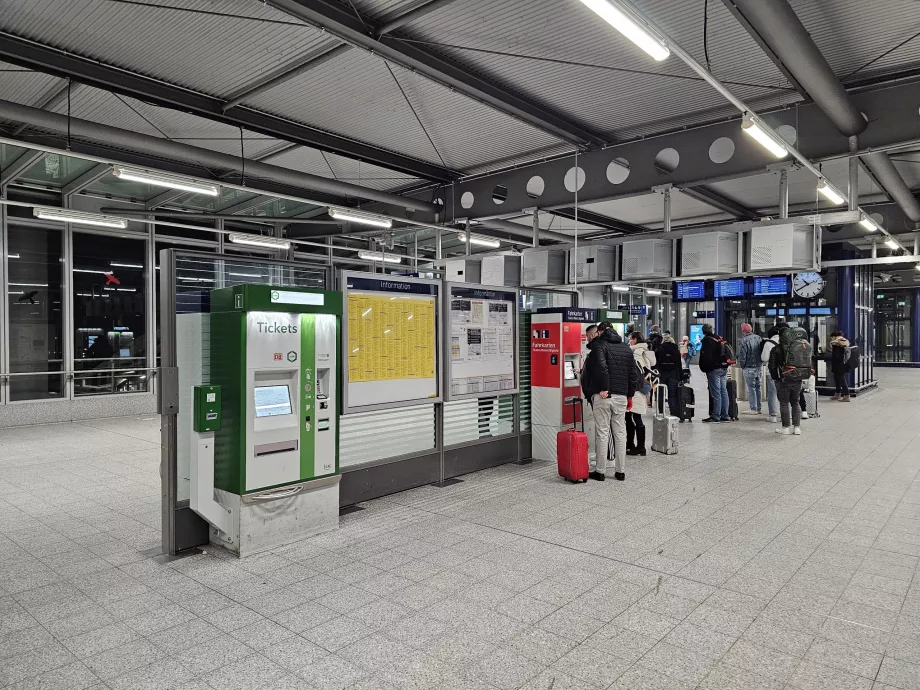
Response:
254,385,293,417
563,360,576,381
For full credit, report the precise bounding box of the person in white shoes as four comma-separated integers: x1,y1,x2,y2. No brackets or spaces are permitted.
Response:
761,326,781,423
768,324,812,436
738,323,763,416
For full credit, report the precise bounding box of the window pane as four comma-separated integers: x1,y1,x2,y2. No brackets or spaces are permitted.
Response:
7,223,65,401
72,233,149,396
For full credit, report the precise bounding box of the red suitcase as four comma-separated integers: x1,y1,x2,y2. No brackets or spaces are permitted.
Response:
557,397,589,483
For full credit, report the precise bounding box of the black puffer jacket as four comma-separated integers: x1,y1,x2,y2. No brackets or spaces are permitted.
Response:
698,333,724,373
582,329,638,400
655,341,681,371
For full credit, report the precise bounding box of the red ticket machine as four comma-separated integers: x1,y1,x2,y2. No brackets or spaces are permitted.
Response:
530,308,598,462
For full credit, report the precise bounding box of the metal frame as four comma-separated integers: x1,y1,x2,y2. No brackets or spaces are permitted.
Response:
441,281,519,401
338,269,444,414
0,32,454,182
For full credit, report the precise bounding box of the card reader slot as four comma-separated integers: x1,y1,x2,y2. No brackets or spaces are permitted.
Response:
253,439,299,457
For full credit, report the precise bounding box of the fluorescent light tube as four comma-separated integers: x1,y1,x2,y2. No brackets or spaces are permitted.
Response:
817,180,845,205
611,285,630,292
859,215,879,232
646,289,662,295
578,0,670,61
34,208,127,229
884,238,899,250
358,251,401,264
110,262,144,269
329,207,393,229
915,263,920,271
112,167,219,196
741,113,788,158
457,232,501,248
228,233,291,250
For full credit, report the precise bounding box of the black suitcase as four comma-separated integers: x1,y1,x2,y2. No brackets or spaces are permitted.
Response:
726,379,739,420
678,383,695,423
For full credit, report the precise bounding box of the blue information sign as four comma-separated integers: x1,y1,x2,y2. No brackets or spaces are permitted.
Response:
753,276,789,296
674,281,706,300
714,278,745,298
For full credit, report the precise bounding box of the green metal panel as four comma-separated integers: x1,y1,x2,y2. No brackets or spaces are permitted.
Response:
300,314,316,481
211,311,247,494
211,284,342,315
192,385,222,432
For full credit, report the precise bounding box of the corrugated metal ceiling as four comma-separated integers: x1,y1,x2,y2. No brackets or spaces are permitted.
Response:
0,60,61,106
583,191,734,226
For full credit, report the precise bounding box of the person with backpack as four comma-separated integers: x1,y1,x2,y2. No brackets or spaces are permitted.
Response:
654,333,682,416
647,324,663,352
760,326,781,423
699,323,732,423
738,323,764,416
829,331,852,402
626,331,656,455
768,324,813,435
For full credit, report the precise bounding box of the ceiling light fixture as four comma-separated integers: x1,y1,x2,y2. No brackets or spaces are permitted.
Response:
884,238,899,250
328,207,393,229
358,251,401,264
741,113,788,159
112,167,219,196
859,215,879,232
611,285,630,292
646,288,662,295
34,208,127,229
578,0,670,61
228,233,291,250
817,180,845,205
915,263,920,271
457,232,501,249
110,262,144,269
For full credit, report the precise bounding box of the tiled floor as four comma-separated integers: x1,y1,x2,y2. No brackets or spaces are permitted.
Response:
2,369,919,690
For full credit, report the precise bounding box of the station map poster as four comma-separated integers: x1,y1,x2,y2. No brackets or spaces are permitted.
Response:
446,284,518,399
343,274,439,411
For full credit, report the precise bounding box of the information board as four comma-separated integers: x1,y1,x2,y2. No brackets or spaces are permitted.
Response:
714,278,745,298
342,273,440,411
446,284,517,400
674,281,707,301
753,275,789,296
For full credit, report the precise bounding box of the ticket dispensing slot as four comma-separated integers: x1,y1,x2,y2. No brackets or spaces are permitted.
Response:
316,368,331,413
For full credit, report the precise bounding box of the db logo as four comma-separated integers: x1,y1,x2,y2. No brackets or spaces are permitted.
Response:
273,353,283,361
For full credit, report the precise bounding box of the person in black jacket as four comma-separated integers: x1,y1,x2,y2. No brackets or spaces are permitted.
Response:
582,324,638,482
647,325,663,352
829,331,852,401
698,323,730,422
654,333,682,416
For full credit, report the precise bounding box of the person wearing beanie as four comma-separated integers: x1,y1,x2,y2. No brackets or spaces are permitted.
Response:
738,323,764,415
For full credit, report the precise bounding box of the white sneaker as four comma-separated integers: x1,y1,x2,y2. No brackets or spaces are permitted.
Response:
775,427,792,435
769,415,778,423
743,410,760,415
801,411,809,419
793,426,802,435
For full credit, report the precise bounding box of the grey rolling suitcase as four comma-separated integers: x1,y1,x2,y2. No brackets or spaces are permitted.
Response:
651,386,679,455
803,385,819,418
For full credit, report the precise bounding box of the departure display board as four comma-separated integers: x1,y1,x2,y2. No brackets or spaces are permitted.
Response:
714,278,745,298
753,276,789,296
674,281,707,301
342,274,439,411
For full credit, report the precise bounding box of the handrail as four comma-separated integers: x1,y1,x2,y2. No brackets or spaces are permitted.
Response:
0,368,157,377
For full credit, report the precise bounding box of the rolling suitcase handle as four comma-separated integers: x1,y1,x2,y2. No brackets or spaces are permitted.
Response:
565,396,584,432
653,384,668,420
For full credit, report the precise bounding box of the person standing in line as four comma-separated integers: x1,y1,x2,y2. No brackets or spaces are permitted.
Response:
761,326,781,423
627,331,656,456
582,324,637,482
829,330,852,401
679,335,691,368
654,333,681,416
699,323,730,423
647,324,663,352
769,323,811,435
738,323,764,416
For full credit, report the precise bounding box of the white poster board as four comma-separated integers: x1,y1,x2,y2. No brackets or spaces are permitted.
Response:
445,283,518,400
341,272,441,413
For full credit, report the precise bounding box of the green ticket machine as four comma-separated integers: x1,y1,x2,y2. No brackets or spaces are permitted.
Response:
202,284,342,555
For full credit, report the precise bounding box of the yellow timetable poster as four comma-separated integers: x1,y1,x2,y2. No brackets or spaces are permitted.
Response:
347,293,436,382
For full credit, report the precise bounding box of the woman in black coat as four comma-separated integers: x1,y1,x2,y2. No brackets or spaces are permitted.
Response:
829,331,851,401
654,334,682,416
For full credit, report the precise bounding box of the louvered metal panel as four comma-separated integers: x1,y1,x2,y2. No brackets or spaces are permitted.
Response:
519,312,532,432
340,403,437,469
443,394,514,446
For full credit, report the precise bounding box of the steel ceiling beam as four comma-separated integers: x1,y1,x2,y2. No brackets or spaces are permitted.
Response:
376,0,460,36
0,32,454,182
0,98,440,211
222,44,352,111
548,207,648,234
266,0,605,148
146,189,189,210
678,185,759,220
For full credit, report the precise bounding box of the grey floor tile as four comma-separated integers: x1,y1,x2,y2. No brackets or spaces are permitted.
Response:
470,647,547,690
294,653,368,690
805,637,884,679
876,656,920,690
787,659,875,690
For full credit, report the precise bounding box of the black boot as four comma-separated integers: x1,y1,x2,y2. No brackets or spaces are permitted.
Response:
627,427,646,456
